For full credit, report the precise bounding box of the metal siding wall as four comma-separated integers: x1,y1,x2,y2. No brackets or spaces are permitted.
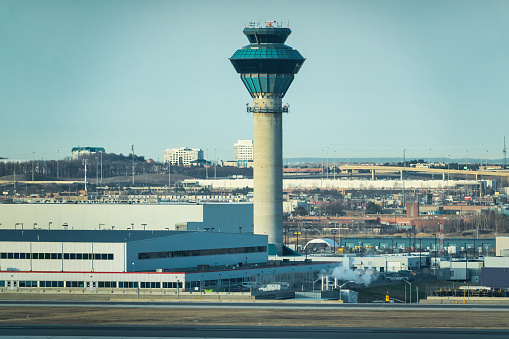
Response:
128,232,267,271
0,204,204,231
481,267,509,288
496,237,509,256
0,242,32,271
0,242,125,273
194,204,253,233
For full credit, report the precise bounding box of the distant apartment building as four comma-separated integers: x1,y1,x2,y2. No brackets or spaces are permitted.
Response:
234,140,253,167
71,147,105,160
164,147,204,166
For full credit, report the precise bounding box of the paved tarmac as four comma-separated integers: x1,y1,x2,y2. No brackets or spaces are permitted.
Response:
0,324,508,339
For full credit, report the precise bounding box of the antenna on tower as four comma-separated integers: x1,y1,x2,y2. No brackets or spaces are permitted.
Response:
502,135,507,169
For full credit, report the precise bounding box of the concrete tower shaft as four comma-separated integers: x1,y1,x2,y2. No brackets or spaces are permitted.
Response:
230,23,305,254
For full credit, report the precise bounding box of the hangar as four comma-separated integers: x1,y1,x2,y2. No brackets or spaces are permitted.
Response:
0,230,335,293
0,230,267,272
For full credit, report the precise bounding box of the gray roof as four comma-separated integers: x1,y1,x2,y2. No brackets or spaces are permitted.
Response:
0,230,194,243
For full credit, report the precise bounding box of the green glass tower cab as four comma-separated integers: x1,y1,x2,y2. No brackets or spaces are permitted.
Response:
230,22,305,255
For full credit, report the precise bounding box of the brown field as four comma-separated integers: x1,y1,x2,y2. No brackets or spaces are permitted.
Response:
0,307,508,329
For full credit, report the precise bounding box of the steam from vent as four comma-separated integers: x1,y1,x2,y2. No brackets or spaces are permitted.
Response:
325,264,378,287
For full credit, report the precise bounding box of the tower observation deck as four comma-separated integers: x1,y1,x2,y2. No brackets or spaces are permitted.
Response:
230,22,305,254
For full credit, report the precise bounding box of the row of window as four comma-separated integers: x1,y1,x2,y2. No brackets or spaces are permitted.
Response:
138,246,267,260
3,280,182,288
0,253,114,260
232,49,303,59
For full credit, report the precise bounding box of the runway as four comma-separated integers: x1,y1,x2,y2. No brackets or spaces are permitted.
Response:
0,324,508,339
0,300,508,337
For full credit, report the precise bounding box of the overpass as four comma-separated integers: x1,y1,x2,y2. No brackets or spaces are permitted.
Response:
338,165,509,181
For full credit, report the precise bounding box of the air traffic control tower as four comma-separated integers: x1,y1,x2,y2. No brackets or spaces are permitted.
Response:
230,22,305,254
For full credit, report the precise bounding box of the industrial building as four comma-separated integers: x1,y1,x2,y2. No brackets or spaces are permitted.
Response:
0,230,267,273
0,229,336,292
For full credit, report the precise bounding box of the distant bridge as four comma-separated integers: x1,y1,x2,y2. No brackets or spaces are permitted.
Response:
337,165,509,180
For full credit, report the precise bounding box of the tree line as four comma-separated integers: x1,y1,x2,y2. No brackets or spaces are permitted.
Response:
0,153,252,180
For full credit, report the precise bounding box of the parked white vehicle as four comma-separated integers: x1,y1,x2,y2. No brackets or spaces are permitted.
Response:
386,274,405,282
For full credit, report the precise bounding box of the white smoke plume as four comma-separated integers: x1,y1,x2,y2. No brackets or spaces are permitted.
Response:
325,264,378,287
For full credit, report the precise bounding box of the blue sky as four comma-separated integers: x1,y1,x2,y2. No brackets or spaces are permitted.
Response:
1,0,509,162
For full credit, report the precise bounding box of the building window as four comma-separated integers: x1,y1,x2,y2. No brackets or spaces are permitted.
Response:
1,252,114,260
138,246,267,260
119,282,138,288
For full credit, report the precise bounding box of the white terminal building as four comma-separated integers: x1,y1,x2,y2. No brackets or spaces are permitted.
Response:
234,140,253,167
164,147,204,166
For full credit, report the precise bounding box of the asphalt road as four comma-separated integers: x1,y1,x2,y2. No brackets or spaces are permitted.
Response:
0,324,508,339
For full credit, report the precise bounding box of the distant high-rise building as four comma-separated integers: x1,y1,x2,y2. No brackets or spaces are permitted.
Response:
164,147,204,166
234,140,253,167
71,147,105,160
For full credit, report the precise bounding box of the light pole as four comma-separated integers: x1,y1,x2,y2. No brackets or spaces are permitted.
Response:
331,228,337,254
428,148,434,179
333,150,336,180
205,149,209,180
214,148,217,180
95,157,98,184
100,151,103,183
433,233,437,273
32,152,35,182
403,148,406,207
480,143,483,169
56,150,59,179
321,149,324,175
339,280,354,301
465,150,468,178
168,161,171,187
294,231,301,253
403,279,412,304
447,155,451,182
326,147,329,179
130,144,135,186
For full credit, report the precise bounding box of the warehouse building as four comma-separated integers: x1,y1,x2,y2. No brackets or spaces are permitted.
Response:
0,230,335,292
0,230,267,273
0,202,253,234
